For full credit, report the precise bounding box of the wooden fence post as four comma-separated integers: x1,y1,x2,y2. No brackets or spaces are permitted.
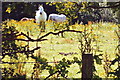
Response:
82,54,93,80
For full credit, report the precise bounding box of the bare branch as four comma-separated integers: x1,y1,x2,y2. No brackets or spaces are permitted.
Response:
3,30,82,42
38,29,82,40
44,71,60,80
115,30,120,39
2,47,41,58
2,38,48,42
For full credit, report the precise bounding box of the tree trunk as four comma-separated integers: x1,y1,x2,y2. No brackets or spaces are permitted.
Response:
0,1,2,80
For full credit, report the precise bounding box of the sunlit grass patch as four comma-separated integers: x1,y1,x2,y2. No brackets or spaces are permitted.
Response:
2,19,119,78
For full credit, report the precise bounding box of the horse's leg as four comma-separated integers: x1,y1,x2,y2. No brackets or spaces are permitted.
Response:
40,21,45,32
39,22,43,32
43,21,45,32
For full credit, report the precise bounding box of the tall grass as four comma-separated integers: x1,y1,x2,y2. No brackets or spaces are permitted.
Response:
1,20,119,78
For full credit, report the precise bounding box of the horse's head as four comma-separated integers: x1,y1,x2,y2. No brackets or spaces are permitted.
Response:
38,5,44,15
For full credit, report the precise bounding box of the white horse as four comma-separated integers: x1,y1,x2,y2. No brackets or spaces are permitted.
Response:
35,5,47,23
35,5,47,32
20,17,35,21
48,14,66,22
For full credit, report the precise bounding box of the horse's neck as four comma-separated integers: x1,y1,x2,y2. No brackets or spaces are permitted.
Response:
42,11,47,17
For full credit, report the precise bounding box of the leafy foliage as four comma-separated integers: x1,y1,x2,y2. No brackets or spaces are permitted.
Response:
31,55,82,79
1,2,119,78
2,20,40,79
108,54,120,79
2,20,22,59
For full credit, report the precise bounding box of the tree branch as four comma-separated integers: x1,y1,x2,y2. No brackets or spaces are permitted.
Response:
87,3,120,9
115,30,120,39
2,38,48,42
44,71,60,80
3,30,82,42
38,29,82,41
2,47,41,58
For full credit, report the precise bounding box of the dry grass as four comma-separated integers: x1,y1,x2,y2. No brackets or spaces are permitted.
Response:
2,20,119,78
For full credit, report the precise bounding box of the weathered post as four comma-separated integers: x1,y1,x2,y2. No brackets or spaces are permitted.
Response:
0,1,2,80
82,54,93,80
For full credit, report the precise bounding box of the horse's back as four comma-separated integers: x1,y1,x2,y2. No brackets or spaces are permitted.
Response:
48,14,66,22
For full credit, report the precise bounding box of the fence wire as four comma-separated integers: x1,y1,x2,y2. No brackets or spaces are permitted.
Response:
0,61,59,64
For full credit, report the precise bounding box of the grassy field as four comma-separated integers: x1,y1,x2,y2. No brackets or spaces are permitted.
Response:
2,20,119,79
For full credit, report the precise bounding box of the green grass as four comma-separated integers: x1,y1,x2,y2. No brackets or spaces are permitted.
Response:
2,20,119,78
